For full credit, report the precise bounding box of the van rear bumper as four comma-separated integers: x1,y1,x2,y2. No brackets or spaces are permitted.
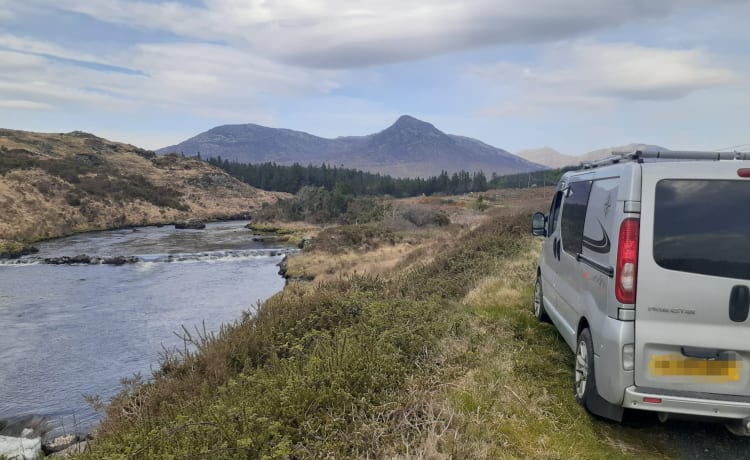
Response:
624,386,750,420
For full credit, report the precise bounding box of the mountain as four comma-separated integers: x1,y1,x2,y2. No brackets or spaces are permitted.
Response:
158,115,544,178
517,143,669,169
0,129,282,246
516,147,573,169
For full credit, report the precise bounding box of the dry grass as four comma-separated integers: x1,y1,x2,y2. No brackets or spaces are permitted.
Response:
0,129,284,244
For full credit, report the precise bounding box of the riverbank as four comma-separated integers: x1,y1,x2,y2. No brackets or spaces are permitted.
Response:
0,221,294,460
68,189,679,459
0,129,286,253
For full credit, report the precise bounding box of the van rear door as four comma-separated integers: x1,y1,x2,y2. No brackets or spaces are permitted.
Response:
635,162,750,396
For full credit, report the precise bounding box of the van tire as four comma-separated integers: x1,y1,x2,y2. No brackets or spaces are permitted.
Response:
533,276,550,322
575,328,595,408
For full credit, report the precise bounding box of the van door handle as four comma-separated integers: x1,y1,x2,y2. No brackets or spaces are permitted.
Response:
729,285,750,322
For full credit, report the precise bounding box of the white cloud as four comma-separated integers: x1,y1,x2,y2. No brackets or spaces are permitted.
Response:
0,100,52,110
0,35,342,120
472,41,742,118
29,0,745,68
529,42,739,99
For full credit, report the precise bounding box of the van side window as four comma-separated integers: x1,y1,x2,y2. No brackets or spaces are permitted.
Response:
548,191,563,236
561,180,593,256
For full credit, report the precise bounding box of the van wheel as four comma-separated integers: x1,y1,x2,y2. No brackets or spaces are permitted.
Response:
575,328,596,408
533,276,550,322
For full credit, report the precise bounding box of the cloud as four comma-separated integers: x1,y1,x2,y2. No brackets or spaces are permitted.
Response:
471,41,742,118
30,0,746,68
528,42,740,100
0,100,52,110
0,35,342,120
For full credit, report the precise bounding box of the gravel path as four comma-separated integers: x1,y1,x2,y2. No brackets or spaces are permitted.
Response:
621,410,750,459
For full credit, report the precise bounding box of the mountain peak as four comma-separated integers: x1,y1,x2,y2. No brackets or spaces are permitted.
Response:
158,117,545,178
390,115,435,130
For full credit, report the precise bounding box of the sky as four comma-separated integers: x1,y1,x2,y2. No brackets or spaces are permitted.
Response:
1,0,750,155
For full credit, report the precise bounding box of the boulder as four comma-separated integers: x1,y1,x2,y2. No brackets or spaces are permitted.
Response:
49,440,89,458
42,434,78,455
174,219,205,230
0,435,42,460
102,256,141,265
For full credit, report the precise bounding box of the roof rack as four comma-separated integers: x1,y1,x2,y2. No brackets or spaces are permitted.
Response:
580,150,750,170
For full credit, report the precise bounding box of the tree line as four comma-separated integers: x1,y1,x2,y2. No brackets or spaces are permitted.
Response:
207,158,490,197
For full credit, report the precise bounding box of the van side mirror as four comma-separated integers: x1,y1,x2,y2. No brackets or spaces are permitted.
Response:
531,212,547,237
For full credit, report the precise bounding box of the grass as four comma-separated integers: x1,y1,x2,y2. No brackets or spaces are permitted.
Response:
435,240,676,459
72,211,676,459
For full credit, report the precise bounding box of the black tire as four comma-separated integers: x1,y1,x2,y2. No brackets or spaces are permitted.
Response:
533,275,550,322
575,328,596,409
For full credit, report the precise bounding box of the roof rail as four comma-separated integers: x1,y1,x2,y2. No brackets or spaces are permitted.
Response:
580,149,750,170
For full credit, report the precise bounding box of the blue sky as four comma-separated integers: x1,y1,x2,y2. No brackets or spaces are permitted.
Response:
1,0,749,155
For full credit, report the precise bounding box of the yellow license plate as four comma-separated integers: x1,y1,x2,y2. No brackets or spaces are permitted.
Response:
649,354,741,382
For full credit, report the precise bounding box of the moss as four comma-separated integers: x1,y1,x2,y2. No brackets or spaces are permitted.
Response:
245,223,295,235
0,240,37,259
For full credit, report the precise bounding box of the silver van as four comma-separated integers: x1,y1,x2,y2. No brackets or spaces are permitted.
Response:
531,150,750,434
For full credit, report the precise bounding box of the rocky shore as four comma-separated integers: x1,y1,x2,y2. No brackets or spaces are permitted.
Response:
42,255,142,265
0,415,91,459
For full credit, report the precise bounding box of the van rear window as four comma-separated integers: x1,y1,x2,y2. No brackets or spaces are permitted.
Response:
654,179,750,280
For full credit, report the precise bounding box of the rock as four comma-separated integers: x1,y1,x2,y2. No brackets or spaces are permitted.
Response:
42,434,78,455
277,255,288,278
102,256,141,265
49,440,89,458
174,219,205,230
0,435,42,460
43,255,140,265
252,235,288,243
0,416,48,438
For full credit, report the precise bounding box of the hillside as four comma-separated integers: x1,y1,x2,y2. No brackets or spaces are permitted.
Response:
0,129,282,248
515,147,573,169
518,143,669,168
158,115,544,178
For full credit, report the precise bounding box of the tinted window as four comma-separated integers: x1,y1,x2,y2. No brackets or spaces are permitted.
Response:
581,178,618,260
561,181,593,256
548,191,563,236
654,180,750,280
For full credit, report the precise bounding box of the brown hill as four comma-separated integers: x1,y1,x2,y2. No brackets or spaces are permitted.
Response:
0,129,283,248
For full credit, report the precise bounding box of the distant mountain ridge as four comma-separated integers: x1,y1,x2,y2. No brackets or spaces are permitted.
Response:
158,115,545,178
517,143,670,168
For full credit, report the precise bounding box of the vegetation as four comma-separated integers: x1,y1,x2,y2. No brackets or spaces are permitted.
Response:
0,239,36,258
74,208,674,459
208,158,490,197
489,166,574,189
255,186,389,224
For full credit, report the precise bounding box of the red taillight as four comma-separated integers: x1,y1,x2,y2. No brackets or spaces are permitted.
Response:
738,168,750,178
642,397,662,404
616,218,640,304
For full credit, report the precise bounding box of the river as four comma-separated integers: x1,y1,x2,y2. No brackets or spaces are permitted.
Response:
0,221,290,434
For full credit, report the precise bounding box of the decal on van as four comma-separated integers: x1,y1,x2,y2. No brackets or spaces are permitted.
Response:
582,221,611,254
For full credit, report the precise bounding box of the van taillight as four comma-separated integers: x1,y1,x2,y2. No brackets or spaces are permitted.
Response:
616,218,640,304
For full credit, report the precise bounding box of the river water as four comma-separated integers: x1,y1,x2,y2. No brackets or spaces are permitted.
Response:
0,221,290,434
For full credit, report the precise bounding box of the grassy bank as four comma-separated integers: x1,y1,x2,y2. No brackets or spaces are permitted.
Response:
75,209,675,459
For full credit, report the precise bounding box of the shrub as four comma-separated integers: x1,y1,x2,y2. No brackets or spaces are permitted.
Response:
397,205,451,227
